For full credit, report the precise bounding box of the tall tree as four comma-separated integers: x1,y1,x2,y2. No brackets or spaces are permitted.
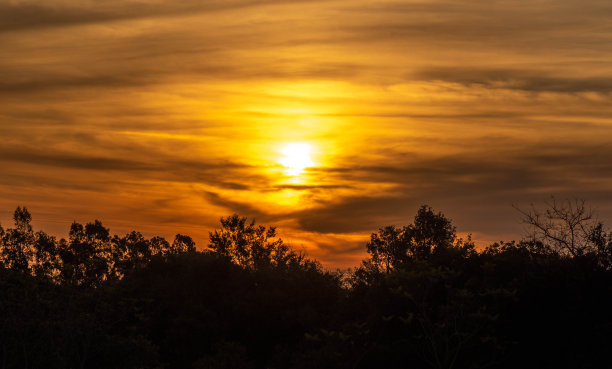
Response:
366,225,406,273
170,234,197,255
0,207,35,272
405,205,457,259
112,231,152,277
32,230,58,278
363,205,466,273
58,220,111,286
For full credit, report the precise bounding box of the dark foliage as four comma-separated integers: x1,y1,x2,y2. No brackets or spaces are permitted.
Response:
0,205,611,368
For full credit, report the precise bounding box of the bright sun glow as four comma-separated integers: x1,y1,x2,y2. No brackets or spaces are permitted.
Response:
278,143,314,176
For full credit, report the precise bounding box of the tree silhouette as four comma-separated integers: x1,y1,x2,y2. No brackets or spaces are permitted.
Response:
0,204,610,368
58,220,111,286
208,214,308,269
515,197,605,257
1,207,35,272
589,223,612,269
32,230,57,278
170,234,197,255
112,231,154,277
405,205,457,259
364,205,472,273
366,225,405,273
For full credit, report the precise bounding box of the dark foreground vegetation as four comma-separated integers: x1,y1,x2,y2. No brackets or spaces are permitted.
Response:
1,200,612,368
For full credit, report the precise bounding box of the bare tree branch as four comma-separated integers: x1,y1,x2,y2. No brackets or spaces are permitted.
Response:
514,197,598,257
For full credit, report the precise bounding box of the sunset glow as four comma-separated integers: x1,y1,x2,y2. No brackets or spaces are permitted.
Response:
2,0,612,267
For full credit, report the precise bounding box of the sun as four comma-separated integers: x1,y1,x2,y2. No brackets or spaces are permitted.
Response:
278,143,314,176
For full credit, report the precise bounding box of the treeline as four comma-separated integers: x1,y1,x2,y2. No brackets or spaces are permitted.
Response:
0,207,314,286
1,202,611,368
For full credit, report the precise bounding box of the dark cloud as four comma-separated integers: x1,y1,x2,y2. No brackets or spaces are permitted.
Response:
0,62,363,96
0,0,325,33
200,191,272,222
0,75,154,94
0,3,149,32
317,111,529,120
346,144,612,193
413,67,612,94
0,143,260,193
0,108,77,125
292,195,419,233
217,182,252,190
268,184,352,191
338,0,612,50
0,146,153,171
0,170,115,193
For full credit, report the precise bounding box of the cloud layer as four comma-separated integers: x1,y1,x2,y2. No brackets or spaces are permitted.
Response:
2,0,612,266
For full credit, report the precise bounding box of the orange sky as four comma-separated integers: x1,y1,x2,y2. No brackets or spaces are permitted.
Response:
2,0,612,267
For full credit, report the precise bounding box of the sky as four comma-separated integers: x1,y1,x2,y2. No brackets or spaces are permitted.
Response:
2,0,612,267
